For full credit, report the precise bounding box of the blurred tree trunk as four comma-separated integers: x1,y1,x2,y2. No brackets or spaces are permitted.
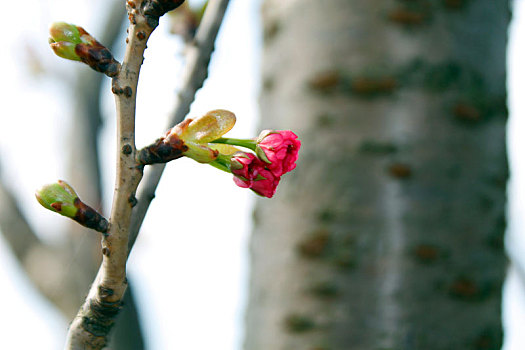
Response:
245,1,509,349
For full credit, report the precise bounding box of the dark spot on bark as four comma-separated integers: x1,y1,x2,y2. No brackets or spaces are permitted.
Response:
448,277,491,302
136,31,146,40
388,8,427,25
334,250,357,269
264,20,281,43
122,144,132,155
309,71,340,93
453,102,481,122
102,247,110,257
111,80,122,95
128,194,138,207
443,0,467,10
298,229,331,259
284,314,315,333
263,76,274,91
125,37,129,44
82,297,121,338
388,163,412,179
128,13,137,25
412,244,441,264
317,208,335,223
98,285,115,299
123,86,133,98
450,277,477,298
471,327,502,350
310,281,339,299
350,76,397,96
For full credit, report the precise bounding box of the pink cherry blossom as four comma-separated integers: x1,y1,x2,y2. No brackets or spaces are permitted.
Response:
256,130,301,177
231,152,280,198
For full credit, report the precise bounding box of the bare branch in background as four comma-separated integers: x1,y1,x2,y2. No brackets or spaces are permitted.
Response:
129,0,230,252
0,171,42,262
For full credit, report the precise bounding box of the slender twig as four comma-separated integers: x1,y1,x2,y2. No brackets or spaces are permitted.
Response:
64,1,154,347
63,0,228,347
128,0,230,252
69,0,126,209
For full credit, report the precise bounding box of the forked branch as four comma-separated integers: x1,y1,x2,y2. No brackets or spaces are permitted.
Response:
64,1,182,348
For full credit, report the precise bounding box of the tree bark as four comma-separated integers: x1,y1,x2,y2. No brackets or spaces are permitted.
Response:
245,1,509,349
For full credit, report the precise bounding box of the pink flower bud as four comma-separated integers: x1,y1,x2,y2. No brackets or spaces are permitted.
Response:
231,152,280,198
256,130,301,177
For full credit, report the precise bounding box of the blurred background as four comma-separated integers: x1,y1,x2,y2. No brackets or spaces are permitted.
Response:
0,0,523,349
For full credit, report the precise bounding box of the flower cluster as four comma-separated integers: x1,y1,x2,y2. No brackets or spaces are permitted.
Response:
256,130,300,177
227,130,300,198
137,110,301,198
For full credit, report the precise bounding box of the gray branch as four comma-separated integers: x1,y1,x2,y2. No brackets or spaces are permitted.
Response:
0,173,42,262
128,0,230,252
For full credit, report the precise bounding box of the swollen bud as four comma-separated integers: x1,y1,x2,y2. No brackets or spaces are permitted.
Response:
48,22,120,77
49,22,82,44
36,180,79,218
49,22,82,61
181,109,236,144
35,180,109,233
144,0,186,28
137,110,236,165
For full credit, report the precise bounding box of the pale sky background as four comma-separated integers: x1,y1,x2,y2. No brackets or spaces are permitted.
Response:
0,0,524,349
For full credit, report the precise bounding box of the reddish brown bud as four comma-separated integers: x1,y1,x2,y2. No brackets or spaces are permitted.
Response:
144,0,186,28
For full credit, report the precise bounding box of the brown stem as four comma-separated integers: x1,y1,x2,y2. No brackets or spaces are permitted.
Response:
73,198,109,234
136,134,188,165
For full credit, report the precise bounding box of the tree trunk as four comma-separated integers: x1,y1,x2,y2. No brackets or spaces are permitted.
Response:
245,1,509,349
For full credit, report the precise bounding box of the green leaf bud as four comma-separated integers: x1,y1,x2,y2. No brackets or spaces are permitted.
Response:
35,180,109,233
49,41,81,61
49,22,82,44
48,22,120,77
35,180,79,218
